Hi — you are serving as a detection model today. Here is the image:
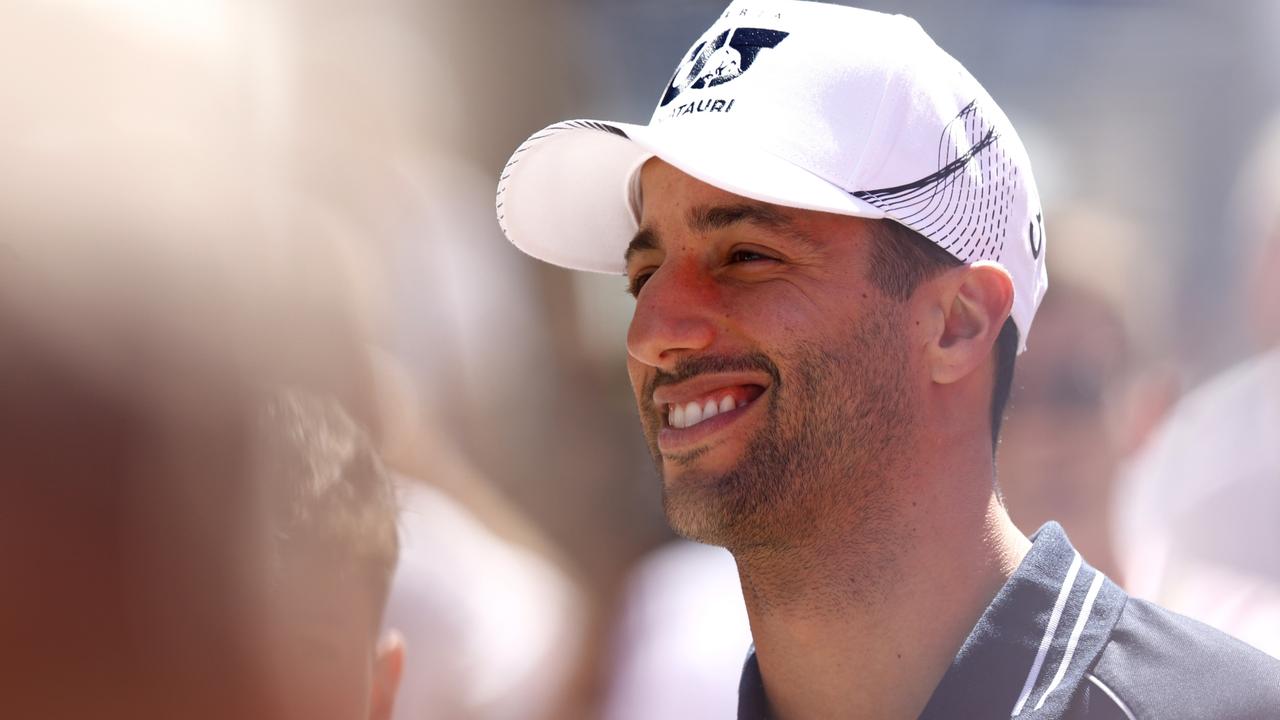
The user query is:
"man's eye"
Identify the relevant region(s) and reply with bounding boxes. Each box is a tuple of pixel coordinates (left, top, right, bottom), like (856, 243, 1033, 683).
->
(627, 271, 654, 297)
(729, 249, 774, 264)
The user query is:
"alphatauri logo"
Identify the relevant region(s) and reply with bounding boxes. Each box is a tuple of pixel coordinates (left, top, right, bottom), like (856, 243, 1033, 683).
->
(659, 27, 789, 107)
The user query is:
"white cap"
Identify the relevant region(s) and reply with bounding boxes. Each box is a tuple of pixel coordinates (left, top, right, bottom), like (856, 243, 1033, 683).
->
(496, 0, 1047, 351)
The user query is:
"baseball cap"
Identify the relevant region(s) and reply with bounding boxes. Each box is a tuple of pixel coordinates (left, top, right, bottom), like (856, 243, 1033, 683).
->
(496, 0, 1047, 351)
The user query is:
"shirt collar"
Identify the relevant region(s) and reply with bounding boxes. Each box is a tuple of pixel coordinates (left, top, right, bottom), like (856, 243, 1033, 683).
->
(738, 523, 1128, 719)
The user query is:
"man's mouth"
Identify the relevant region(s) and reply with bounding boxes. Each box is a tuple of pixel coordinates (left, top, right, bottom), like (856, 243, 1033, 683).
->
(663, 384, 766, 429)
(651, 375, 770, 454)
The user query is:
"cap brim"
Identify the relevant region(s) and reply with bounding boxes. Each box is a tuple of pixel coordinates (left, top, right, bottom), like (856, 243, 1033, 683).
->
(496, 119, 885, 275)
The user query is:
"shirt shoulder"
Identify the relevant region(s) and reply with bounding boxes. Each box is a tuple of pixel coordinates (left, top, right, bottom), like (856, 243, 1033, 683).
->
(1079, 597, 1280, 719)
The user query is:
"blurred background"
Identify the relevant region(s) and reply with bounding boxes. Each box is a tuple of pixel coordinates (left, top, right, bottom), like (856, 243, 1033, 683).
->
(1, 1, 1278, 718)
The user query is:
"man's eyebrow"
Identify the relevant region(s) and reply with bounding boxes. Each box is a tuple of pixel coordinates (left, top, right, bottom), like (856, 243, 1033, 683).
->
(625, 227, 660, 266)
(688, 203, 790, 234)
(693, 202, 821, 253)
(625, 202, 817, 266)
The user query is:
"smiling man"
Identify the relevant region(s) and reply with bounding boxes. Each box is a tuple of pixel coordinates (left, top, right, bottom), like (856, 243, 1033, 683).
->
(495, 1, 1280, 718)
(624, 173, 965, 569)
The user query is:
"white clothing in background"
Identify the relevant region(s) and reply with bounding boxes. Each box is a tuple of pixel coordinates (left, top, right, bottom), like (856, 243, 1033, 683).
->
(1114, 347, 1280, 658)
(383, 478, 581, 720)
(605, 541, 752, 720)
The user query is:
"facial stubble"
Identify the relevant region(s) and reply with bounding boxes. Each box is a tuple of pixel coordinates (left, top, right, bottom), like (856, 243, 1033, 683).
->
(637, 304, 916, 553)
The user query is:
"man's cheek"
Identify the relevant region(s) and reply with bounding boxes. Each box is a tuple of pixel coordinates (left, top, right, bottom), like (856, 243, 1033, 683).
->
(625, 358, 647, 396)
(637, 394, 663, 437)
(627, 362, 655, 408)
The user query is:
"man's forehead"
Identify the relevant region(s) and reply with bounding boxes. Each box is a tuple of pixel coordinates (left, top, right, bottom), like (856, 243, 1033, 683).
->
(637, 157, 751, 211)
(635, 158, 869, 229)
(636, 160, 792, 226)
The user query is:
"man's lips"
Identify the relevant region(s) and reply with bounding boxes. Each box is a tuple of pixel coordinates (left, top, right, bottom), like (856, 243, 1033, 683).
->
(651, 373, 769, 453)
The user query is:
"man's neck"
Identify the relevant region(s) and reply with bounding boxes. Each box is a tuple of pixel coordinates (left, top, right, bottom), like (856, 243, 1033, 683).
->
(734, 465, 1030, 720)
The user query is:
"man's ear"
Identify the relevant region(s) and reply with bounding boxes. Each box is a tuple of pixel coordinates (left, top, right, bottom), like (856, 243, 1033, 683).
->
(368, 630, 405, 720)
(927, 262, 1014, 386)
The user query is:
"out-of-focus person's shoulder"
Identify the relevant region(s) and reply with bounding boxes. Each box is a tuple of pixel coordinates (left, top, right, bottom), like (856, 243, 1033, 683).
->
(1137, 347, 1280, 469)
(1176, 347, 1280, 419)
(386, 476, 584, 720)
(605, 541, 751, 720)
(1116, 348, 1280, 541)
(1084, 597, 1280, 719)
(1113, 347, 1280, 657)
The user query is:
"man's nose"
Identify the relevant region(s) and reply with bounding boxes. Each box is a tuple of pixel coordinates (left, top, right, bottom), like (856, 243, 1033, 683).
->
(626, 261, 719, 369)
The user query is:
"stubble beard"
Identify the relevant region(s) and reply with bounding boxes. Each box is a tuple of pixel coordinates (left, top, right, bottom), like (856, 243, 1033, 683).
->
(639, 305, 916, 554)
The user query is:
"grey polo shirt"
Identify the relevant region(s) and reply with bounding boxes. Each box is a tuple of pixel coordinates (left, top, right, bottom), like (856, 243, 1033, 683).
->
(738, 523, 1280, 718)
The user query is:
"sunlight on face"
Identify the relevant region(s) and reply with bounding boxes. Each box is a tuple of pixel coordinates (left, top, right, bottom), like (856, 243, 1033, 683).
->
(624, 160, 919, 549)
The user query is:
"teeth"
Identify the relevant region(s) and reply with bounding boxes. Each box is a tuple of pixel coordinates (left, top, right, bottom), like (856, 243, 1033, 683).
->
(668, 395, 740, 429)
(685, 402, 703, 427)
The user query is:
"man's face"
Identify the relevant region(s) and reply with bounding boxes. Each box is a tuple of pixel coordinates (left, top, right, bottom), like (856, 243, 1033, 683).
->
(624, 160, 918, 549)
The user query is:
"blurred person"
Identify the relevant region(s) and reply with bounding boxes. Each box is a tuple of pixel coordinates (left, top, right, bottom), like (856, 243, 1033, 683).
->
(0, 5, 396, 716)
(381, 466, 584, 720)
(0, 162, 394, 720)
(0, 223, 397, 720)
(0, 267, 271, 720)
(604, 541, 749, 720)
(372, 359, 584, 720)
(368, 161, 589, 720)
(257, 390, 405, 720)
(998, 280, 1131, 582)
(268, 6, 594, 714)
(0, 225, 381, 720)
(495, 1, 1280, 718)
(1114, 114, 1280, 659)
(0, 296, 401, 720)
(2, 4, 590, 717)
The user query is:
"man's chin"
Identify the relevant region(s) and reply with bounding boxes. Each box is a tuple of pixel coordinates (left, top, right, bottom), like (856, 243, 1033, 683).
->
(658, 445, 711, 473)
(659, 466, 750, 545)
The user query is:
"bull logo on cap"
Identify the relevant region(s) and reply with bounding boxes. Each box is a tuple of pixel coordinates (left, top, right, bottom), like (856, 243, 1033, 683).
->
(660, 27, 789, 107)
(1029, 211, 1044, 259)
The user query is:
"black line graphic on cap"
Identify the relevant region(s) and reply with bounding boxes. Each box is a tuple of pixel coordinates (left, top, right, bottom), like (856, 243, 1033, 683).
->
(852, 100, 1021, 264)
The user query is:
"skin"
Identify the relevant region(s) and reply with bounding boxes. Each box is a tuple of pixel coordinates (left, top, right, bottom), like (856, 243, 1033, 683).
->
(624, 159, 1031, 719)
(268, 558, 404, 720)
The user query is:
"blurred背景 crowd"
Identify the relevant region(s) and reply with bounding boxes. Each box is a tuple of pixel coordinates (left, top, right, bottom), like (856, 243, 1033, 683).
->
(2, 2, 1278, 719)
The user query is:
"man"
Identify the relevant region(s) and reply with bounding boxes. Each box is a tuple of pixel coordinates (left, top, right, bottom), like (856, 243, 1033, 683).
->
(496, 1, 1280, 718)
(257, 390, 405, 720)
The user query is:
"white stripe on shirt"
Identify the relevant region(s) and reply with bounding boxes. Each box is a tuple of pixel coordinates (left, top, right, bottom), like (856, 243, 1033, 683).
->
(1034, 570, 1105, 710)
(1011, 551, 1082, 717)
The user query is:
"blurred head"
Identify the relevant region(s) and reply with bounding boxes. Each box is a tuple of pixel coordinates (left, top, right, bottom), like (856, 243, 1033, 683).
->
(0, 282, 269, 720)
(257, 391, 404, 720)
(0, 3, 403, 717)
(624, 160, 1017, 550)
(996, 281, 1129, 578)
